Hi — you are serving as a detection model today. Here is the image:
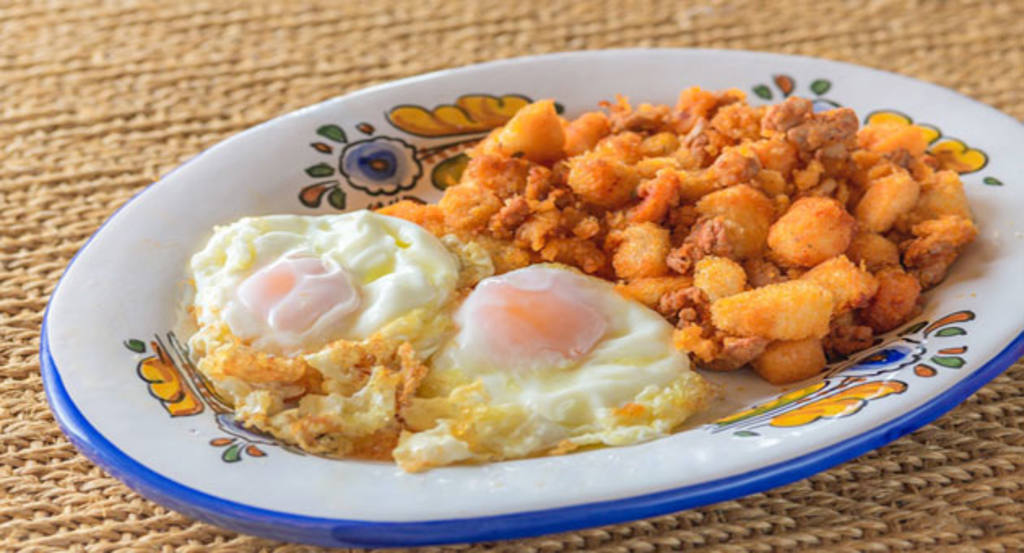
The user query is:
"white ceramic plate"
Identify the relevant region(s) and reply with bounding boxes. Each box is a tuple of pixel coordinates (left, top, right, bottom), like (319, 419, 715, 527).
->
(42, 49, 1024, 547)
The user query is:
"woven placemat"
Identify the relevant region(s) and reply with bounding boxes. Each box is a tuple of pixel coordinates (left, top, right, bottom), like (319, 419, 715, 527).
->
(2, 1, 1023, 551)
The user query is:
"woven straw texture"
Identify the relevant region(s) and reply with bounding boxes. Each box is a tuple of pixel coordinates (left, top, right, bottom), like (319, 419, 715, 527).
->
(3, 0, 1023, 551)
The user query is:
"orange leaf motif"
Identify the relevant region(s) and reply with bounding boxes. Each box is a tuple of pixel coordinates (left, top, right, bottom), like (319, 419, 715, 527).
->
(773, 74, 795, 97)
(245, 445, 267, 457)
(914, 364, 937, 377)
(387, 94, 531, 137)
(924, 310, 975, 336)
(769, 380, 906, 427)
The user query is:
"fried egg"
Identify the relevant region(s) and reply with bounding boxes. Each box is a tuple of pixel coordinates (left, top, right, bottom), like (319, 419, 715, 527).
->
(186, 210, 480, 459)
(190, 210, 459, 356)
(394, 264, 709, 471)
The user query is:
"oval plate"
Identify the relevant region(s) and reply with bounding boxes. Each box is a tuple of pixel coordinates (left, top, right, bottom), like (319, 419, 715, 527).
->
(42, 49, 1024, 547)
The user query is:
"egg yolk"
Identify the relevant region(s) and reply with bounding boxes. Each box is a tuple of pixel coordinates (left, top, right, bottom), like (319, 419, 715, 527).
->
(238, 255, 359, 334)
(458, 270, 607, 368)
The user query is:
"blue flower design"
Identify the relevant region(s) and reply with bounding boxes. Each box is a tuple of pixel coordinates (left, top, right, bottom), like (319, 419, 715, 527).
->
(339, 136, 422, 196)
(827, 343, 923, 379)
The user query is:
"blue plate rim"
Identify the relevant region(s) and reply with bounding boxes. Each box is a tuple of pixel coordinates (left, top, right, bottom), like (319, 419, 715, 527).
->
(39, 48, 1024, 548)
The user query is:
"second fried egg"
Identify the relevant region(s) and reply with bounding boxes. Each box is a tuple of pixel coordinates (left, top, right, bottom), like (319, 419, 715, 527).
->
(395, 264, 709, 471)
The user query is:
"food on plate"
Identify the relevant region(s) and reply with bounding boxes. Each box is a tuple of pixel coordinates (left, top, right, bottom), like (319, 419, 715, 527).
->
(185, 85, 977, 469)
(187, 211, 708, 469)
(382, 88, 977, 385)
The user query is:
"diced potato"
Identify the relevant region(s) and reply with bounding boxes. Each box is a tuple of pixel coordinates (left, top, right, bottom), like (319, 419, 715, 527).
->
(752, 338, 827, 385)
(675, 169, 719, 203)
(564, 111, 611, 157)
(845, 231, 900, 271)
(711, 280, 833, 340)
(492, 99, 566, 164)
(639, 132, 680, 158)
(899, 170, 972, 230)
(634, 157, 682, 179)
(800, 255, 879, 314)
(707, 146, 761, 187)
(609, 222, 671, 279)
(748, 136, 798, 176)
(615, 276, 693, 309)
(696, 184, 775, 259)
(438, 184, 501, 232)
(461, 153, 531, 197)
(567, 153, 640, 209)
(709, 103, 762, 143)
(855, 169, 921, 233)
(767, 197, 856, 267)
(592, 131, 644, 164)
(860, 268, 921, 332)
(694, 256, 747, 301)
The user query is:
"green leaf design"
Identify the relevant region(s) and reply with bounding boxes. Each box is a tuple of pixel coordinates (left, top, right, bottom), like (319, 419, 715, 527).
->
(124, 339, 146, 353)
(316, 124, 347, 143)
(733, 430, 760, 437)
(431, 153, 470, 191)
(305, 163, 335, 178)
(935, 327, 966, 337)
(222, 443, 243, 463)
(753, 84, 772, 100)
(983, 176, 1003, 186)
(901, 321, 928, 336)
(931, 355, 966, 368)
(327, 187, 347, 210)
(810, 79, 832, 95)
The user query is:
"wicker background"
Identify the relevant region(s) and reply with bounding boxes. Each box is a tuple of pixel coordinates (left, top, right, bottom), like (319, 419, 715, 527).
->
(2, 0, 1023, 551)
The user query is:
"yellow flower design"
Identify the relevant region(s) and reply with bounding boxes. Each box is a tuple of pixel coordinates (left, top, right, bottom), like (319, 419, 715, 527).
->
(769, 380, 906, 428)
(864, 111, 987, 173)
(930, 140, 988, 174)
(865, 111, 940, 144)
(388, 94, 531, 137)
(715, 381, 827, 425)
(137, 340, 204, 417)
